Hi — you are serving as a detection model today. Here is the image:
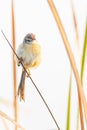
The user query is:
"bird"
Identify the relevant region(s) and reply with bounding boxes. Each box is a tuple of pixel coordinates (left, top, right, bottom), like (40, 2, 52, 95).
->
(16, 33, 41, 101)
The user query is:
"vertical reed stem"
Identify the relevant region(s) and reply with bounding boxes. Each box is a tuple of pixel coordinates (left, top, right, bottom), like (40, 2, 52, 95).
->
(12, 0, 18, 130)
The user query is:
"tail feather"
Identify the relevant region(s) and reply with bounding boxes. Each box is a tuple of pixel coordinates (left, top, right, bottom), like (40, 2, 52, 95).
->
(17, 69, 26, 101)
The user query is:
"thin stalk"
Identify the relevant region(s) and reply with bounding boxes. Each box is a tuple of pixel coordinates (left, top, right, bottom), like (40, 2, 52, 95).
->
(11, 0, 18, 130)
(47, 0, 87, 129)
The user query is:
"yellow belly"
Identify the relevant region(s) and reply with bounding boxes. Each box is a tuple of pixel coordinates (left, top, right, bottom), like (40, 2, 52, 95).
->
(22, 42, 41, 68)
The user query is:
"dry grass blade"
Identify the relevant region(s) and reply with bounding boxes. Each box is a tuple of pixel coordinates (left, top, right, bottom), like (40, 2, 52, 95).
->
(66, 71, 72, 130)
(70, 0, 79, 42)
(0, 110, 24, 130)
(70, 0, 80, 57)
(47, 0, 87, 129)
(11, 0, 18, 130)
(0, 116, 9, 130)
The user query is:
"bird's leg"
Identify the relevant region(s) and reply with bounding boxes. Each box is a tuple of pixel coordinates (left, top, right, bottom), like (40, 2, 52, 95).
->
(17, 57, 23, 66)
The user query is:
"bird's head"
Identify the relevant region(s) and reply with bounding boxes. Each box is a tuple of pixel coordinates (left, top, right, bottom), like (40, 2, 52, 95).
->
(23, 33, 36, 44)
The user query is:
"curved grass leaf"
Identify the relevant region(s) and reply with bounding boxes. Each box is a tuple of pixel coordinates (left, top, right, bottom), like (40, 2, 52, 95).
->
(81, 22, 87, 82)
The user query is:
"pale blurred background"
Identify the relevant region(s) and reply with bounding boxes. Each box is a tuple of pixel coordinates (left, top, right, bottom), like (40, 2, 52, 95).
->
(0, 0, 87, 130)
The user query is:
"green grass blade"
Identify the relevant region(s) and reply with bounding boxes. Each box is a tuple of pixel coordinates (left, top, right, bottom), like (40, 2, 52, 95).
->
(81, 22, 87, 81)
(66, 71, 72, 130)
(76, 22, 87, 130)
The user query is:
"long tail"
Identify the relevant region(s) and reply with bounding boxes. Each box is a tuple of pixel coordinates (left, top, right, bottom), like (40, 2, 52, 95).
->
(17, 69, 26, 101)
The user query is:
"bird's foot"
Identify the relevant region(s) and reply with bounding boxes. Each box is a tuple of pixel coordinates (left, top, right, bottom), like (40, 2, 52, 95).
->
(17, 57, 23, 66)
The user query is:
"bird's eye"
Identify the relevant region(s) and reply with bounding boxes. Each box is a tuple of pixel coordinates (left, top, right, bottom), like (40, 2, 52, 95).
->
(27, 39, 31, 42)
(25, 38, 32, 42)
